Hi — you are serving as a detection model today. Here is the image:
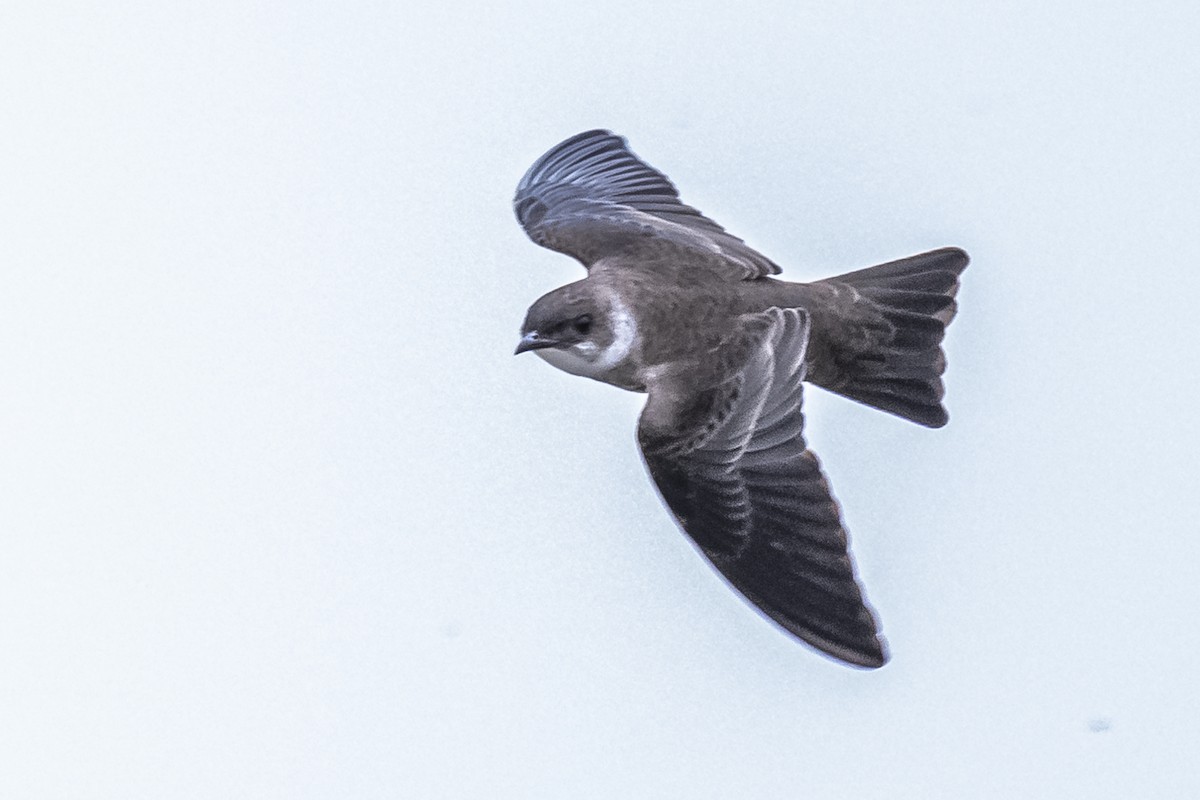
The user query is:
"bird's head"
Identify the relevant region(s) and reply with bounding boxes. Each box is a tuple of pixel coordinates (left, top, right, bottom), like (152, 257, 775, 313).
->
(515, 282, 635, 378)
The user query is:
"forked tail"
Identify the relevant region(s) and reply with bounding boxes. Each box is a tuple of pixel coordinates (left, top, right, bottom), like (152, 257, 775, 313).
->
(816, 247, 969, 428)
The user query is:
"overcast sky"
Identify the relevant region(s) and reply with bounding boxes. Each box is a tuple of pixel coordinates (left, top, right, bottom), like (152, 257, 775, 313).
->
(3, 2, 1199, 797)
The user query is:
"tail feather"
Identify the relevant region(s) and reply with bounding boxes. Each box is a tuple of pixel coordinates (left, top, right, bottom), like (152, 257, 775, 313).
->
(843, 269, 961, 295)
(861, 288, 956, 319)
(818, 247, 968, 428)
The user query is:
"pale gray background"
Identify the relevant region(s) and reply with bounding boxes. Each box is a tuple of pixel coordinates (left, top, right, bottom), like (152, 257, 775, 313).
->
(3, 2, 1198, 797)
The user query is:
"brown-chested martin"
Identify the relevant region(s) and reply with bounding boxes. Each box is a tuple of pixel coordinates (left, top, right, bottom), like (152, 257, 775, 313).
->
(514, 130, 968, 668)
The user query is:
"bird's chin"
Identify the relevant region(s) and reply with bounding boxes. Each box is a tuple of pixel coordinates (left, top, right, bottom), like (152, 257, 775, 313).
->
(535, 345, 605, 379)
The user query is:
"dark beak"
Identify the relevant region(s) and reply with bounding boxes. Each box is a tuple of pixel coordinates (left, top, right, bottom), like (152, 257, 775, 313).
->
(514, 331, 559, 355)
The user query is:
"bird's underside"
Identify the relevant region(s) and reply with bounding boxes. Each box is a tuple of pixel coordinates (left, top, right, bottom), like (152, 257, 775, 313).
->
(514, 129, 968, 668)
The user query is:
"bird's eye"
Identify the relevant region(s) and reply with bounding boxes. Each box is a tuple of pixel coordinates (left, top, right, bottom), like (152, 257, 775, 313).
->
(573, 314, 592, 335)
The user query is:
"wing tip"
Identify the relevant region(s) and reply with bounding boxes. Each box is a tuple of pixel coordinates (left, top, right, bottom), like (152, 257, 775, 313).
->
(791, 624, 890, 669)
(516, 129, 626, 192)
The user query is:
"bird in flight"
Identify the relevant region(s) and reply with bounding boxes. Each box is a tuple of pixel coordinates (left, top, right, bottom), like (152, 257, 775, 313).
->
(513, 130, 967, 668)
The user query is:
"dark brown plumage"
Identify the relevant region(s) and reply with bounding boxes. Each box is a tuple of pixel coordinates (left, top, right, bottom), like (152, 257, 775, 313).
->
(515, 130, 968, 668)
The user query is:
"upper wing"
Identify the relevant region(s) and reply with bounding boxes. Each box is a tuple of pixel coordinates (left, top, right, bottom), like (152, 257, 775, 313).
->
(513, 130, 781, 281)
(637, 307, 887, 668)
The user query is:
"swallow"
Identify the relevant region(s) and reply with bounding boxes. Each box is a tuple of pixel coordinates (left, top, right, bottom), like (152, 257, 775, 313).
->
(514, 130, 967, 668)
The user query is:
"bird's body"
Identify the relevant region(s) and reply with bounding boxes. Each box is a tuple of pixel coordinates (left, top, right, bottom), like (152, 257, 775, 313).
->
(514, 130, 968, 668)
(531, 263, 903, 391)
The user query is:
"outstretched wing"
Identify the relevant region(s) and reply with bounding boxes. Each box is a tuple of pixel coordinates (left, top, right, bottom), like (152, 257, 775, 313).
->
(637, 307, 886, 668)
(514, 130, 781, 281)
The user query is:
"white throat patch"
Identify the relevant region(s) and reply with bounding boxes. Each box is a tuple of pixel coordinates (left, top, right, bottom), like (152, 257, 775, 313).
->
(536, 294, 637, 380)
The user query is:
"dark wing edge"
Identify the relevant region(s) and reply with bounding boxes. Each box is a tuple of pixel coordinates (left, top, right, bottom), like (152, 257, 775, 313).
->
(513, 130, 781, 280)
(638, 307, 887, 668)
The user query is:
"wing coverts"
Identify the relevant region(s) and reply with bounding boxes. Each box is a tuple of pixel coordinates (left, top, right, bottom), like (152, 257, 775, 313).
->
(514, 130, 781, 280)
